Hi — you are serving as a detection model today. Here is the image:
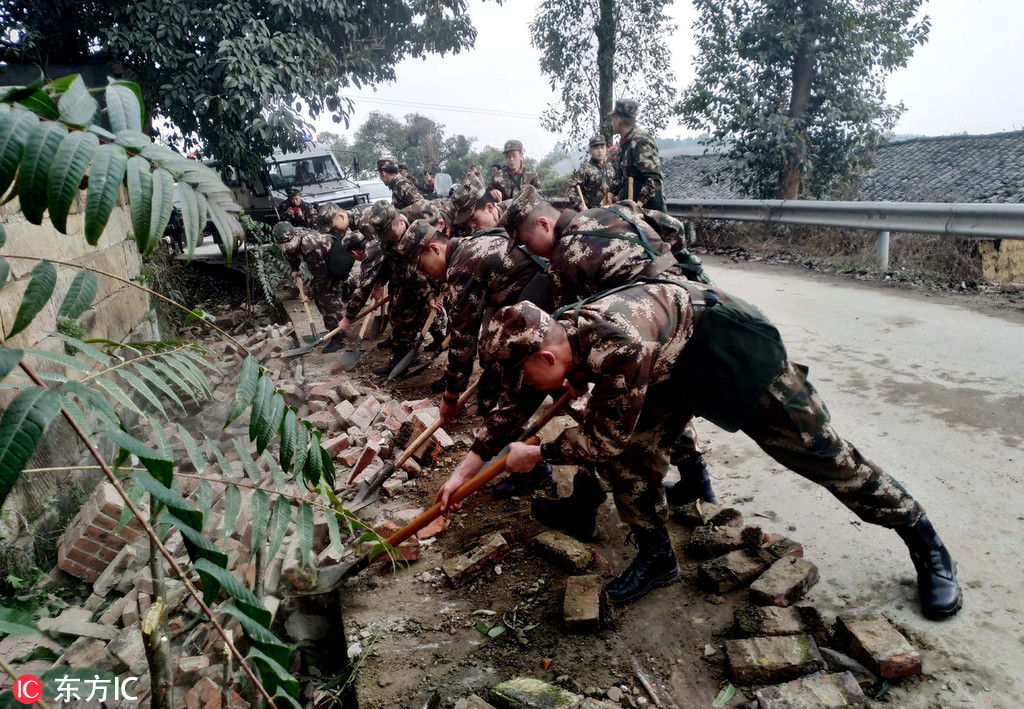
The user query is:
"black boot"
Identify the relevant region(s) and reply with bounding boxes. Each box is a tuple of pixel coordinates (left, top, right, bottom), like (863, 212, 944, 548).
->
(321, 334, 347, 354)
(531, 471, 607, 542)
(372, 353, 402, 377)
(605, 527, 680, 605)
(429, 375, 447, 393)
(896, 515, 963, 619)
(664, 458, 717, 506)
(492, 462, 554, 500)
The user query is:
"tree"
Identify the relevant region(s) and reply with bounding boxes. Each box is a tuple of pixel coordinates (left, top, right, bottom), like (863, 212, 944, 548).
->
(530, 0, 679, 146)
(0, 0, 485, 174)
(681, 0, 930, 199)
(348, 111, 479, 180)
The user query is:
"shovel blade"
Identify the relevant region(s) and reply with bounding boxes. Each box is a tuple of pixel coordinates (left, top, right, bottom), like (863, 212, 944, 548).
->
(366, 313, 385, 341)
(283, 339, 322, 358)
(334, 339, 363, 372)
(387, 338, 423, 381)
(349, 484, 381, 512)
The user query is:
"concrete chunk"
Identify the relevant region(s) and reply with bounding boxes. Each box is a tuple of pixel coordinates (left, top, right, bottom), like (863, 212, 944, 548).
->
(490, 677, 580, 709)
(563, 575, 602, 632)
(725, 635, 825, 685)
(755, 671, 868, 708)
(443, 533, 510, 586)
(836, 616, 922, 679)
(697, 548, 773, 593)
(750, 556, 820, 607)
(532, 531, 593, 573)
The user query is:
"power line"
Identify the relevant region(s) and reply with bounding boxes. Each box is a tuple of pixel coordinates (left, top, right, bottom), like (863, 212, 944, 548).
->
(339, 95, 542, 121)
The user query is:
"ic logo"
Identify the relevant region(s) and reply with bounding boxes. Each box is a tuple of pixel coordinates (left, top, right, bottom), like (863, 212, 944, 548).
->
(13, 674, 42, 704)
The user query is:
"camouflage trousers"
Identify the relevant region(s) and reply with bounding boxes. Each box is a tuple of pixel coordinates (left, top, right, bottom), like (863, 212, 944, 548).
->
(592, 360, 924, 532)
(390, 271, 446, 353)
(311, 279, 348, 332)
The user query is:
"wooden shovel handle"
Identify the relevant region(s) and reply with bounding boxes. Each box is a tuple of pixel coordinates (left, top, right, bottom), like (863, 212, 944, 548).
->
(419, 308, 438, 339)
(394, 382, 478, 470)
(319, 293, 393, 344)
(296, 278, 316, 325)
(356, 309, 372, 339)
(381, 389, 572, 550)
(627, 176, 634, 202)
(576, 185, 588, 210)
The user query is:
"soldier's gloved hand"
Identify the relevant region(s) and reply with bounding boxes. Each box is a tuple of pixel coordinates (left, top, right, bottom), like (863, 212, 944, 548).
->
(506, 442, 543, 474)
(436, 452, 484, 511)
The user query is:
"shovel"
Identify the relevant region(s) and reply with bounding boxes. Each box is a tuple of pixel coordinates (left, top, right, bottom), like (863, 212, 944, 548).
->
(334, 309, 372, 372)
(290, 390, 572, 593)
(387, 309, 437, 381)
(576, 184, 588, 210)
(282, 293, 392, 358)
(365, 285, 388, 341)
(349, 382, 479, 511)
(295, 277, 320, 343)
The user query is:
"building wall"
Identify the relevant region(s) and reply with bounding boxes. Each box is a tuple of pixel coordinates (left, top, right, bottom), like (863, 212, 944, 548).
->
(0, 188, 160, 574)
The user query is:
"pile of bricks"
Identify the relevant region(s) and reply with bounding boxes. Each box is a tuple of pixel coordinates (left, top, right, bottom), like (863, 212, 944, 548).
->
(56, 482, 145, 583)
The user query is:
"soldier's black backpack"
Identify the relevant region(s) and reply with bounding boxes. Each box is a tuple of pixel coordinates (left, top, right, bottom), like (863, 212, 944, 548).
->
(327, 234, 355, 280)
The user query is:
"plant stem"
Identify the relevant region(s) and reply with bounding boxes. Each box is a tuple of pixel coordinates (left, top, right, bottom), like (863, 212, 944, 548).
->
(14, 358, 279, 709)
(145, 498, 174, 709)
(0, 654, 53, 709)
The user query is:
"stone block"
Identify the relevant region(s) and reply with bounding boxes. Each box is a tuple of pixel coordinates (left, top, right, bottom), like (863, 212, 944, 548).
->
(764, 534, 804, 560)
(835, 616, 922, 679)
(490, 677, 580, 709)
(755, 671, 867, 708)
(750, 557, 820, 607)
(697, 549, 773, 593)
(532, 531, 593, 573)
(443, 533, 510, 586)
(724, 635, 825, 685)
(672, 500, 743, 528)
(563, 575, 602, 633)
(734, 605, 827, 644)
(686, 524, 762, 559)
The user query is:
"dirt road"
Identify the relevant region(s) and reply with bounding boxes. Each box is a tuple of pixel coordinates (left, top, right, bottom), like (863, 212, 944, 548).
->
(704, 256, 1024, 707)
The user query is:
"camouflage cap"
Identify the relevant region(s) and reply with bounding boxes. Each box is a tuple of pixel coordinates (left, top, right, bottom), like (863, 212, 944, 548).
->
(318, 202, 342, 222)
(286, 187, 302, 197)
(589, 134, 607, 148)
(376, 157, 398, 172)
(395, 219, 438, 261)
(367, 200, 399, 237)
(498, 184, 542, 242)
(401, 199, 442, 226)
(451, 176, 486, 224)
(480, 301, 554, 393)
(272, 221, 295, 243)
(609, 99, 639, 120)
(503, 139, 524, 154)
(341, 231, 369, 252)
(433, 197, 455, 226)
(397, 162, 408, 171)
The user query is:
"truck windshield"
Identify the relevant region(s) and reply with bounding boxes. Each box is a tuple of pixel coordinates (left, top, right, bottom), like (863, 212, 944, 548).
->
(267, 155, 344, 189)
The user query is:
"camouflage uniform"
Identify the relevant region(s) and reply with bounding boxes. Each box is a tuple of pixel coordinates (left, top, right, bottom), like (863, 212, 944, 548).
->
(490, 167, 540, 201)
(609, 100, 665, 211)
(279, 198, 316, 228)
(280, 229, 347, 329)
(343, 237, 391, 322)
(388, 174, 424, 210)
(475, 286, 927, 534)
(569, 158, 614, 210)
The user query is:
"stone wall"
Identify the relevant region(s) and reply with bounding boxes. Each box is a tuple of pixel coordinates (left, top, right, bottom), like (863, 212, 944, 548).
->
(0, 188, 160, 574)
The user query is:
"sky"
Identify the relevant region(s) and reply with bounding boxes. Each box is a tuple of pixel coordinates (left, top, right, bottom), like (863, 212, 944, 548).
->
(311, 0, 1024, 157)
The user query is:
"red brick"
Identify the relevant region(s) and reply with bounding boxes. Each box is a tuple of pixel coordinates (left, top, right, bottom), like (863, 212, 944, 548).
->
(563, 575, 602, 632)
(89, 511, 120, 532)
(338, 448, 362, 467)
(686, 525, 762, 559)
(764, 534, 804, 560)
(417, 516, 446, 540)
(442, 533, 509, 586)
(121, 589, 140, 626)
(749, 557, 819, 607)
(697, 549, 773, 593)
(725, 635, 825, 685)
(836, 616, 922, 679)
(755, 672, 865, 708)
(76, 537, 102, 555)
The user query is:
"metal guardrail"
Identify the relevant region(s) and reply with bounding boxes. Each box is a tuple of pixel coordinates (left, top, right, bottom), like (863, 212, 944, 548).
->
(662, 199, 1024, 270)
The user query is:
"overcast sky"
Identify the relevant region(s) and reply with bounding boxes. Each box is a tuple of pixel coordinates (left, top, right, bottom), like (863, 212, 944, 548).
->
(311, 0, 1024, 157)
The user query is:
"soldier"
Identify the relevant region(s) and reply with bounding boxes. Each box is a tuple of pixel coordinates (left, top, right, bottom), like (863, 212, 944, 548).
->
(398, 163, 409, 178)
(278, 187, 315, 227)
(569, 134, 615, 210)
(489, 140, 540, 201)
(436, 290, 963, 619)
(423, 171, 439, 200)
(378, 158, 423, 210)
(500, 186, 714, 536)
(273, 221, 349, 354)
(609, 99, 665, 211)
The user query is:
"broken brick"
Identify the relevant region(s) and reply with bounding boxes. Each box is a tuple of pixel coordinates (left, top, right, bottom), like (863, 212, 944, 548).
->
(349, 395, 382, 430)
(686, 524, 762, 559)
(755, 671, 867, 708)
(764, 534, 804, 560)
(672, 500, 743, 528)
(835, 616, 922, 679)
(532, 531, 593, 573)
(563, 575, 602, 633)
(697, 548, 773, 593)
(442, 533, 510, 586)
(734, 604, 827, 644)
(725, 635, 825, 685)
(417, 515, 446, 540)
(322, 434, 352, 458)
(749, 556, 820, 607)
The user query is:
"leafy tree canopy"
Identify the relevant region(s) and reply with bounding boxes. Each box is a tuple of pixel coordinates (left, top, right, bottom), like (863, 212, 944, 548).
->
(1, 0, 485, 175)
(680, 0, 930, 199)
(531, 0, 678, 146)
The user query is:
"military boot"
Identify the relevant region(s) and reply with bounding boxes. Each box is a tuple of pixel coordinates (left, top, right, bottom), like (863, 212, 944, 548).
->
(896, 514, 963, 619)
(371, 352, 420, 377)
(664, 458, 717, 506)
(605, 527, 680, 605)
(492, 462, 554, 500)
(321, 334, 347, 354)
(531, 471, 607, 542)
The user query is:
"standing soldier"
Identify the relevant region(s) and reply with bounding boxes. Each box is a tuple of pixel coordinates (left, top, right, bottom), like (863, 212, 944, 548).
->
(569, 134, 614, 210)
(610, 99, 665, 211)
(436, 291, 963, 619)
(500, 186, 714, 537)
(273, 221, 348, 354)
(398, 163, 410, 178)
(379, 158, 423, 210)
(489, 140, 540, 201)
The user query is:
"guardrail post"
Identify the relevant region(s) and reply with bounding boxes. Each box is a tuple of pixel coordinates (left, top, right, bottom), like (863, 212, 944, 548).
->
(876, 230, 890, 271)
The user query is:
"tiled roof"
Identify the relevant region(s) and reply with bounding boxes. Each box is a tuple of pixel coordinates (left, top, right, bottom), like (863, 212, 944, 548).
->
(662, 131, 1024, 204)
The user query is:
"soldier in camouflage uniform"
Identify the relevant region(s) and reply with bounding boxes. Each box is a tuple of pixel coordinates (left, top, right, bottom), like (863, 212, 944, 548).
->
(273, 221, 349, 353)
(435, 288, 963, 618)
(378, 158, 423, 210)
(422, 171, 439, 200)
(569, 134, 615, 210)
(489, 140, 540, 201)
(609, 99, 665, 211)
